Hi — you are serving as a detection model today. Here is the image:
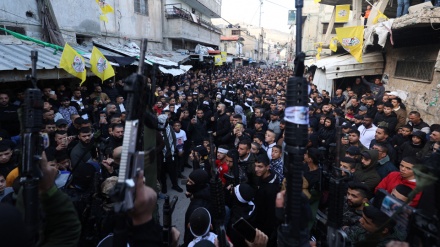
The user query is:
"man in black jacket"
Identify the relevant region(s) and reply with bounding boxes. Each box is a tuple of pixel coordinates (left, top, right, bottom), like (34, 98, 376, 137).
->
(254, 154, 280, 247)
(211, 103, 231, 146)
(0, 92, 20, 138)
(187, 109, 208, 146)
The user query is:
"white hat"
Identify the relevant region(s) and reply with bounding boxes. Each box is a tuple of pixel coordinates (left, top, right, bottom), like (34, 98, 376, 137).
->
(387, 91, 399, 96)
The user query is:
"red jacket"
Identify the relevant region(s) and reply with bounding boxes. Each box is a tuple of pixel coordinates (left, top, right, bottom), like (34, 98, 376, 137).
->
(216, 160, 229, 185)
(375, 171, 421, 208)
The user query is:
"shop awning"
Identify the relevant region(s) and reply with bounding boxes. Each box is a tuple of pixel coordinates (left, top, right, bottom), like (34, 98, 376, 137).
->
(305, 52, 384, 79)
(0, 40, 97, 82)
(93, 41, 190, 66)
(72, 43, 133, 67)
(0, 41, 65, 71)
(93, 41, 192, 76)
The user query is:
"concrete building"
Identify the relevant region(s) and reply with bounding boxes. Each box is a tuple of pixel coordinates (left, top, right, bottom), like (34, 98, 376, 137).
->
(382, 8, 440, 125)
(0, 0, 163, 49)
(220, 26, 258, 60)
(163, 0, 222, 51)
(302, 0, 440, 124)
(0, 0, 222, 84)
(215, 21, 291, 64)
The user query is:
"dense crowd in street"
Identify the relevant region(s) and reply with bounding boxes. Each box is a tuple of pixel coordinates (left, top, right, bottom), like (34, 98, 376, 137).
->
(0, 65, 438, 247)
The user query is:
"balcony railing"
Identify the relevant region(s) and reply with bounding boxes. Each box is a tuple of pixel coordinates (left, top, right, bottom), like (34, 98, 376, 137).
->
(165, 5, 222, 34)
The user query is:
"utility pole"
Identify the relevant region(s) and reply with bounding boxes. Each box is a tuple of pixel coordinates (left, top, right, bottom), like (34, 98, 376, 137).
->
(259, 0, 263, 28)
(257, 0, 263, 62)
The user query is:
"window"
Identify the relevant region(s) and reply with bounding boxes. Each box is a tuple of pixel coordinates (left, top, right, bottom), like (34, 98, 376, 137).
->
(134, 0, 149, 16)
(394, 60, 435, 82)
(0, 26, 25, 35)
(231, 30, 241, 36)
(322, 23, 344, 34)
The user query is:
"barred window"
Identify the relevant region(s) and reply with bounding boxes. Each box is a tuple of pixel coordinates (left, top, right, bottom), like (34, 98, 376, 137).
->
(232, 30, 241, 36)
(394, 60, 435, 82)
(134, 0, 149, 16)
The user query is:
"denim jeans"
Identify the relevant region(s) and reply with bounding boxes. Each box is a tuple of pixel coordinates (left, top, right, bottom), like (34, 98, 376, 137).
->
(397, 0, 410, 17)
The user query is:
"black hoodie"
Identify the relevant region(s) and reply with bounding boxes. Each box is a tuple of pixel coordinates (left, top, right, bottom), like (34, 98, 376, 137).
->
(354, 149, 381, 191)
(397, 130, 426, 163)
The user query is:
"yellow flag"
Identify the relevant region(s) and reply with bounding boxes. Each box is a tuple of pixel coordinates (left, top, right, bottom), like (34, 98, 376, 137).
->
(336, 25, 364, 62)
(214, 55, 223, 66)
(335, 5, 350, 23)
(373, 10, 388, 24)
(314, 0, 321, 4)
(96, 0, 114, 14)
(221, 51, 227, 62)
(316, 43, 323, 60)
(90, 46, 115, 82)
(59, 43, 86, 84)
(330, 37, 338, 52)
(99, 14, 109, 23)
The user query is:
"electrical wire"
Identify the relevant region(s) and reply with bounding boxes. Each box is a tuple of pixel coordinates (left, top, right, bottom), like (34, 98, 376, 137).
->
(264, 0, 291, 9)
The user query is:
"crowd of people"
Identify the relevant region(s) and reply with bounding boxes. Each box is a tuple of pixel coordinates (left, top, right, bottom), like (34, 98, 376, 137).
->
(0, 65, 438, 247)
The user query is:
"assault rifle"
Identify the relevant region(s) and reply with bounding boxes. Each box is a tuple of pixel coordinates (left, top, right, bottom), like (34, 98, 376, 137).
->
(163, 195, 178, 247)
(208, 131, 229, 247)
(277, 51, 310, 247)
(20, 50, 44, 243)
(111, 39, 150, 247)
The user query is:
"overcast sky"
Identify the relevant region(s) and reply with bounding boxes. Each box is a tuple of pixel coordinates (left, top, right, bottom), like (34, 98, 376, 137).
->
(217, 0, 294, 33)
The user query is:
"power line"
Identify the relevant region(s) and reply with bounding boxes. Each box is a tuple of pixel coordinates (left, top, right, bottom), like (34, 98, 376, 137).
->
(264, 0, 291, 9)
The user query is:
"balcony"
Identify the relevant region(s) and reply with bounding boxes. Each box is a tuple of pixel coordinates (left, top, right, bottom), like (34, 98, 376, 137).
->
(165, 6, 222, 45)
(183, 0, 221, 18)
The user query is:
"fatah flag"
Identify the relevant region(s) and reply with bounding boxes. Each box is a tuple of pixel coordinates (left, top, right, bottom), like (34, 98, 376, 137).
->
(214, 55, 223, 66)
(316, 43, 323, 60)
(336, 25, 364, 62)
(59, 43, 86, 84)
(329, 37, 338, 52)
(90, 46, 115, 82)
(373, 10, 388, 24)
(96, 0, 114, 14)
(335, 5, 350, 23)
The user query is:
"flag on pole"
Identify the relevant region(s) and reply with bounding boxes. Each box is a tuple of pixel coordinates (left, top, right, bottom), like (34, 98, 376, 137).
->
(99, 14, 109, 23)
(316, 43, 323, 60)
(96, 0, 114, 14)
(373, 10, 388, 24)
(336, 25, 364, 62)
(214, 55, 223, 66)
(221, 51, 227, 62)
(59, 43, 87, 84)
(335, 5, 350, 23)
(90, 46, 115, 82)
(329, 37, 338, 52)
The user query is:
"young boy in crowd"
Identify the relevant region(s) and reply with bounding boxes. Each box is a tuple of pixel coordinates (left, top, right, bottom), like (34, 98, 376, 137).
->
(391, 125, 413, 149)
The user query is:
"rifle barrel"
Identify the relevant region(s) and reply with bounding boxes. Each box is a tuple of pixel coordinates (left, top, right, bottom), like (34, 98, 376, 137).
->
(137, 39, 147, 75)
